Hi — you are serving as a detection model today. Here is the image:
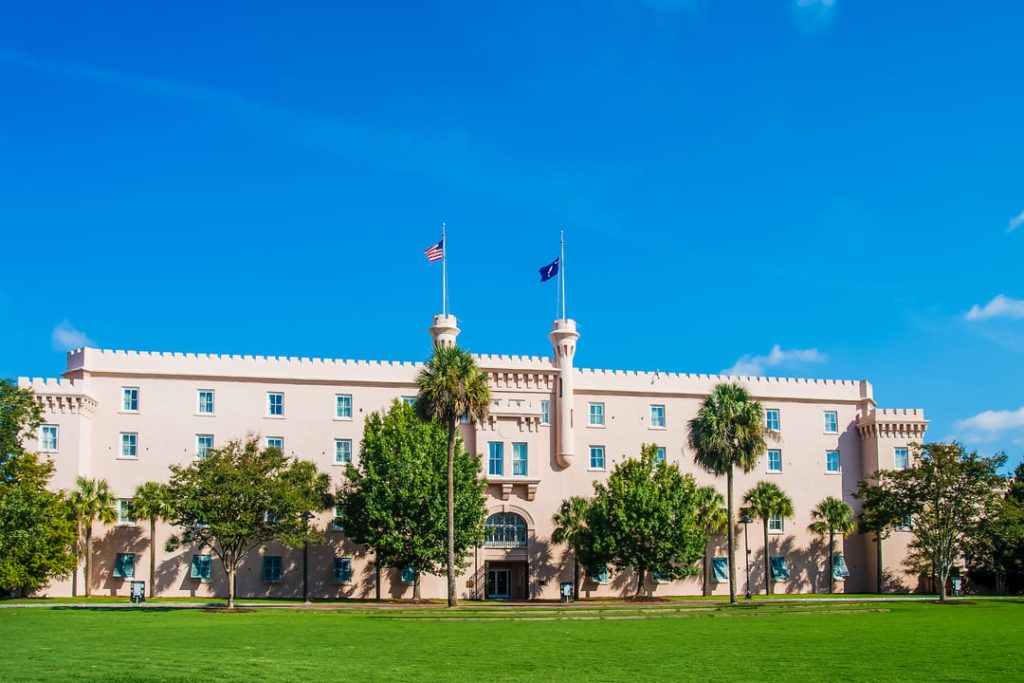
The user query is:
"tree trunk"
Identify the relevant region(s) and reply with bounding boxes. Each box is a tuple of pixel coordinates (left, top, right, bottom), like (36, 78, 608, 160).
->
(446, 421, 457, 608)
(84, 525, 92, 598)
(375, 562, 381, 601)
(227, 567, 236, 609)
(572, 553, 580, 599)
(726, 465, 736, 604)
(827, 530, 834, 595)
(702, 539, 711, 597)
(635, 567, 646, 597)
(876, 533, 884, 594)
(149, 517, 157, 598)
(763, 520, 771, 596)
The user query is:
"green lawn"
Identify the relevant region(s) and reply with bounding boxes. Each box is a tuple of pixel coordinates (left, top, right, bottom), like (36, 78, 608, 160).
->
(1, 599, 1021, 681)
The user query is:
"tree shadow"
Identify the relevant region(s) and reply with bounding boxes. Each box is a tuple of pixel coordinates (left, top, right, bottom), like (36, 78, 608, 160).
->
(881, 568, 911, 594)
(93, 526, 146, 596)
(528, 538, 554, 599)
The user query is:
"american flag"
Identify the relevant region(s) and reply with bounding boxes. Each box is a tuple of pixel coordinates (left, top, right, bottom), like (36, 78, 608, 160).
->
(424, 238, 444, 263)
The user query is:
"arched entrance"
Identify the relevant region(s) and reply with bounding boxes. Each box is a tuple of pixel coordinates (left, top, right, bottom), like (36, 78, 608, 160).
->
(484, 512, 529, 600)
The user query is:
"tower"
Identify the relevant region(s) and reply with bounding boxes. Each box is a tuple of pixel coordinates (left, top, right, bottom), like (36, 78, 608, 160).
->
(549, 318, 579, 468)
(429, 313, 460, 349)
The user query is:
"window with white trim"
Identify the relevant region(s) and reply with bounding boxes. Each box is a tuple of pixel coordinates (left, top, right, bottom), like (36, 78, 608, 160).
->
(267, 392, 284, 417)
(767, 449, 782, 473)
(588, 402, 605, 426)
(589, 446, 606, 470)
(512, 443, 528, 477)
(196, 434, 213, 459)
(485, 512, 528, 548)
(894, 447, 909, 470)
(768, 514, 784, 533)
(191, 554, 212, 580)
(656, 447, 666, 464)
(401, 396, 416, 408)
(824, 411, 839, 434)
(331, 507, 344, 531)
(826, 449, 840, 474)
(40, 425, 58, 452)
(117, 499, 134, 525)
(765, 409, 780, 432)
(335, 394, 352, 419)
(197, 390, 215, 415)
(650, 404, 666, 429)
(540, 400, 550, 425)
(488, 442, 504, 476)
(122, 387, 139, 412)
(266, 437, 284, 451)
(334, 439, 352, 465)
(120, 432, 138, 458)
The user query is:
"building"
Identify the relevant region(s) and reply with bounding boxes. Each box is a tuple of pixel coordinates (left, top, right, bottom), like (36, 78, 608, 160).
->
(19, 312, 928, 600)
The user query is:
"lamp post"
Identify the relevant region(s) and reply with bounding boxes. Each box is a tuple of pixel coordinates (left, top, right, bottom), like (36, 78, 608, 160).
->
(300, 511, 315, 604)
(740, 515, 753, 600)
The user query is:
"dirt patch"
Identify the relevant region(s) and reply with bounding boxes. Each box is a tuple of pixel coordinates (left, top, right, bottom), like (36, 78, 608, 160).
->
(202, 607, 256, 613)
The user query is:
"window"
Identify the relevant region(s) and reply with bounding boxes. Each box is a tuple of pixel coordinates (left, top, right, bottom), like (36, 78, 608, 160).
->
(832, 555, 850, 579)
(589, 566, 610, 584)
(262, 556, 283, 583)
(333, 557, 353, 584)
(485, 512, 528, 548)
(588, 402, 605, 426)
(120, 432, 138, 458)
(826, 449, 840, 474)
(196, 434, 213, 459)
(512, 443, 528, 477)
(40, 425, 58, 452)
(401, 396, 416, 408)
(488, 442, 504, 477)
(267, 392, 284, 417)
(266, 437, 284, 451)
(191, 554, 212, 580)
(459, 413, 470, 424)
(589, 446, 606, 470)
(331, 507, 344, 531)
(650, 405, 666, 429)
(401, 565, 416, 585)
(769, 556, 790, 580)
(898, 515, 913, 531)
(768, 514, 784, 533)
(197, 390, 215, 415)
(334, 439, 352, 465)
(540, 400, 550, 425)
(113, 553, 135, 579)
(122, 387, 139, 412)
(711, 557, 729, 582)
(824, 411, 839, 434)
(335, 394, 352, 419)
(656, 447, 666, 464)
(767, 449, 782, 473)
(117, 499, 134, 525)
(894, 447, 909, 470)
(765, 409, 780, 432)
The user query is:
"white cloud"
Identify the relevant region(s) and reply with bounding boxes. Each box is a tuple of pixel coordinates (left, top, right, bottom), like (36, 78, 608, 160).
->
(51, 321, 95, 352)
(1009, 210, 1024, 233)
(954, 407, 1024, 443)
(965, 294, 1024, 321)
(722, 344, 827, 376)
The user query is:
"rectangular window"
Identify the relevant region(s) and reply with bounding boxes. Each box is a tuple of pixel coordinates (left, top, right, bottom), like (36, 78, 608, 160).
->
(40, 425, 59, 452)
(262, 556, 283, 582)
(113, 553, 135, 579)
(402, 396, 416, 408)
(650, 405, 666, 429)
(191, 554, 212, 580)
(335, 394, 352, 419)
(401, 565, 416, 585)
(767, 449, 782, 473)
(656, 447, 666, 464)
(894, 447, 909, 470)
(832, 555, 850, 579)
(267, 392, 284, 417)
(769, 556, 790, 580)
(512, 443, 528, 477)
(331, 507, 344, 531)
(589, 446, 606, 470)
(196, 434, 213, 459)
(588, 402, 605, 426)
(459, 413, 470, 424)
(826, 449, 840, 474)
(898, 515, 912, 531)
(120, 432, 138, 458)
(333, 557, 353, 584)
(117, 499, 134, 525)
(589, 566, 610, 584)
(765, 409, 780, 432)
(197, 389, 215, 415)
(266, 437, 284, 451)
(768, 514, 784, 533)
(488, 442, 504, 476)
(122, 387, 139, 412)
(334, 439, 352, 465)
(824, 411, 839, 434)
(711, 557, 729, 582)
(540, 400, 550, 425)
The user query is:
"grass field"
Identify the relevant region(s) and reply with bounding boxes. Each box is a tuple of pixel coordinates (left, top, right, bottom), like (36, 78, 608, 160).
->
(1, 599, 1021, 681)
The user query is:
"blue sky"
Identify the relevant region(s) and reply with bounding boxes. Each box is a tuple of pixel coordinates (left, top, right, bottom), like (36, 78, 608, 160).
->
(1, 1, 1021, 467)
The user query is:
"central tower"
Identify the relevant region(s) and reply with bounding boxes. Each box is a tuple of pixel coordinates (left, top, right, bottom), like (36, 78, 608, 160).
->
(549, 318, 579, 468)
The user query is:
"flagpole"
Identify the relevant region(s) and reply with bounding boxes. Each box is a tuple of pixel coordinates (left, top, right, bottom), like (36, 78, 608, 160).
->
(560, 230, 566, 321)
(442, 222, 447, 316)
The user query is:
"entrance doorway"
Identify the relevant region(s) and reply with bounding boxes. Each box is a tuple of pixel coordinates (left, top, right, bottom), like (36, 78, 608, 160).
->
(487, 568, 510, 599)
(484, 561, 527, 600)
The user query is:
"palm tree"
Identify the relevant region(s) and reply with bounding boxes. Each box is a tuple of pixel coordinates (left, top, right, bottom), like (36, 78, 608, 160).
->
(67, 477, 117, 597)
(688, 383, 768, 604)
(130, 482, 172, 599)
(552, 496, 592, 599)
(415, 345, 491, 607)
(740, 481, 795, 596)
(809, 496, 855, 594)
(693, 485, 728, 597)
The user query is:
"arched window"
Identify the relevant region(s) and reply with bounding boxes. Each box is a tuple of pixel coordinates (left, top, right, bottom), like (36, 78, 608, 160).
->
(485, 512, 528, 548)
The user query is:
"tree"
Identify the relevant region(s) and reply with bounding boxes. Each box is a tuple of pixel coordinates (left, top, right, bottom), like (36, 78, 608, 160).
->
(337, 400, 487, 601)
(692, 485, 727, 597)
(740, 481, 794, 596)
(853, 476, 907, 594)
(587, 444, 706, 597)
(968, 496, 1024, 594)
(129, 482, 172, 599)
(552, 496, 594, 599)
(164, 437, 332, 609)
(67, 477, 117, 597)
(808, 496, 855, 594)
(687, 382, 769, 604)
(415, 345, 491, 608)
(884, 443, 1005, 601)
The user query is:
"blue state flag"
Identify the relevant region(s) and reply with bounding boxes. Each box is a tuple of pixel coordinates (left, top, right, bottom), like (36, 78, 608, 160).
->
(539, 257, 559, 282)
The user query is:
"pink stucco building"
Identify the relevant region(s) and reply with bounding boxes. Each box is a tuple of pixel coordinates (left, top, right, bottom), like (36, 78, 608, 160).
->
(19, 312, 928, 600)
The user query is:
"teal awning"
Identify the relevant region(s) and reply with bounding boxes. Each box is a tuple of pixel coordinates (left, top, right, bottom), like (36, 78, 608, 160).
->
(712, 557, 729, 583)
(832, 554, 850, 578)
(770, 556, 790, 581)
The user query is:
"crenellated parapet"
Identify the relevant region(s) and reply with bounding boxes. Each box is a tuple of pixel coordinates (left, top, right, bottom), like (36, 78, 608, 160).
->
(857, 408, 929, 439)
(17, 376, 98, 416)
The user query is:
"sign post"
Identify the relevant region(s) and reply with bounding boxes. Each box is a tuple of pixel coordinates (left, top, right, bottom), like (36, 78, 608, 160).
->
(559, 581, 574, 604)
(130, 581, 146, 605)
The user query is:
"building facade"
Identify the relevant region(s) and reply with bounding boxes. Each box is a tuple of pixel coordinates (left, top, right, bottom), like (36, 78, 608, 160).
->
(19, 313, 928, 600)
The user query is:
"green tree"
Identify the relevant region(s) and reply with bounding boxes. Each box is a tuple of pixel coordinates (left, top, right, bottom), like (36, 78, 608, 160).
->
(415, 345, 491, 608)
(164, 437, 331, 609)
(587, 444, 706, 597)
(687, 383, 769, 603)
(337, 400, 486, 601)
(551, 495, 594, 599)
(853, 476, 907, 594)
(740, 481, 794, 596)
(969, 496, 1024, 594)
(692, 485, 727, 597)
(129, 482, 172, 599)
(808, 496, 855, 594)
(67, 477, 117, 597)
(0, 379, 42, 458)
